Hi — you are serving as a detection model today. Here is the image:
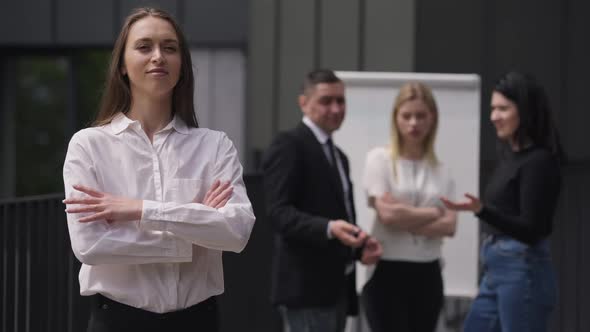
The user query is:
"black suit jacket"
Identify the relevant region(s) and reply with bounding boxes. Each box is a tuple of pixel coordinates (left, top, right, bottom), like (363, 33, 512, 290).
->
(261, 122, 358, 313)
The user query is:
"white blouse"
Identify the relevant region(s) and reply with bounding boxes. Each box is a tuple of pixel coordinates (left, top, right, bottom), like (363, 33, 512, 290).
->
(363, 146, 455, 262)
(63, 113, 255, 313)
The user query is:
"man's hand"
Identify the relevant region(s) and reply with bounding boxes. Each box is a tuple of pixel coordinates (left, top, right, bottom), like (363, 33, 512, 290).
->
(329, 220, 368, 248)
(63, 185, 142, 223)
(360, 237, 382, 265)
(200, 179, 233, 209)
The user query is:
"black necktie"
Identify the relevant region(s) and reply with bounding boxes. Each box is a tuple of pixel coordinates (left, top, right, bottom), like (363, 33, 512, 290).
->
(326, 138, 345, 194)
(327, 139, 354, 239)
(326, 138, 338, 169)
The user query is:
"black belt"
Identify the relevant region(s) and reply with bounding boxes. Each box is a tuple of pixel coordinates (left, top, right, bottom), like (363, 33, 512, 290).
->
(91, 293, 217, 320)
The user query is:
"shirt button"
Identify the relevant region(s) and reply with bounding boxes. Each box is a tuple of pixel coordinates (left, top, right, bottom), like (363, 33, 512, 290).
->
(101, 304, 109, 310)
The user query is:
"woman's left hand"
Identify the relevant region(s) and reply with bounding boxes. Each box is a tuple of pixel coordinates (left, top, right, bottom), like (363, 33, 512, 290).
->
(440, 193, 482, 213)
(200, 179, 233, 209)
(63, 185, 142, 223)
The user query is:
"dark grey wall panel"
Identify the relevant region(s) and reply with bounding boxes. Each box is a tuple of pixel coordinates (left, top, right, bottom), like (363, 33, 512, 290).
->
(118, 0, 178, 27)
(363, 0, 414, 71)
(578, 168, 590, 332)
(0, 60, 16, 198)
(414, 0, 483, 74)
(552, 174, 579, 332)
(246, 0, 277, 161)
(415, 0, 564, 163)
(0, 0, 52, 44)
(414, 0, 487, 159)
(550, 168, 590, 332)
(563, 0, 590, 160)
(488, 0, 561, 80)
(487, 0, 562, 112)
(0, 0, 248, 47)
(319, 0, 360, 70)
(56, 0, 115, 45)
(183, 0, 248, 45)
(276, 0, 316, 131)
(483, 0, 562, 161)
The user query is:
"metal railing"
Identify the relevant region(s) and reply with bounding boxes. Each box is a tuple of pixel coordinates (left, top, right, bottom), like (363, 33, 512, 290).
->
(0, 176, 280, 332)
(0, 193, 90, 332)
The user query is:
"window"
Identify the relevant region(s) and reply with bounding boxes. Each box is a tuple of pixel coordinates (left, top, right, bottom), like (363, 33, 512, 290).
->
(2, 50, 110, 197)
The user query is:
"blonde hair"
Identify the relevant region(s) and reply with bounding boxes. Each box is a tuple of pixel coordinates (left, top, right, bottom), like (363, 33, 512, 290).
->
(390, 82, 439, 174)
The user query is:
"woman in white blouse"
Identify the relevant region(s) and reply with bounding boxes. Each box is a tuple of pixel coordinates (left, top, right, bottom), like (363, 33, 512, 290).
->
(361, 82, 457, 332)
(61, 7, 255, 332)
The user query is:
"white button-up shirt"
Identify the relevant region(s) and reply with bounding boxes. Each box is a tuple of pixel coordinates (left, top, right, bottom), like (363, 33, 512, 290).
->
(63, 113, 255, 313)
(363, 146, 455, 262)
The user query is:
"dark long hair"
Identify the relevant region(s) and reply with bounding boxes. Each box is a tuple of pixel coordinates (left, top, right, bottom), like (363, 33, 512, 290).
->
(493, 71, 563, 161)
(93, 7, 198, 128)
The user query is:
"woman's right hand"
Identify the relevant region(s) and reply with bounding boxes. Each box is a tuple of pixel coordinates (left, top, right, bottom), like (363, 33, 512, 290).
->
(197, 179, 233, 209)
(63, 185, 143, 223)
(374, 192, 398, 225)
(440, 193, 482, 213)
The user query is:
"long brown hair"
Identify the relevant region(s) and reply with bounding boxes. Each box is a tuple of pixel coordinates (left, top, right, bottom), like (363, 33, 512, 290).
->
(93, 7, 198, 128)
(390, 82, 439, 170)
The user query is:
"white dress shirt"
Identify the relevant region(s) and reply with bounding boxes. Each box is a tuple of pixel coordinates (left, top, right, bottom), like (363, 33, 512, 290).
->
(363, 146, 455, 262)
(63, 113, 255, 313)
(302, 116, 353, 222)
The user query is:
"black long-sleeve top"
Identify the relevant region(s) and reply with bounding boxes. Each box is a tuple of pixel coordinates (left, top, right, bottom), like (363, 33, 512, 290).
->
(477, 146, 561, 245)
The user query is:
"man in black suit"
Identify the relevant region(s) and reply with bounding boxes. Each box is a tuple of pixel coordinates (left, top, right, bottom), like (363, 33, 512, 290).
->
(261, 69, 382, 332)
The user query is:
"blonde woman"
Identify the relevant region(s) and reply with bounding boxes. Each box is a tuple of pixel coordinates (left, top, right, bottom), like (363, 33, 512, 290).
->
(361, 82, 457, 332)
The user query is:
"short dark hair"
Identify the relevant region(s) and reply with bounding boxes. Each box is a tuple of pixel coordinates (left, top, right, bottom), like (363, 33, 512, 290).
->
(302, 69, 342, 95)
(494, 71, 563, 160)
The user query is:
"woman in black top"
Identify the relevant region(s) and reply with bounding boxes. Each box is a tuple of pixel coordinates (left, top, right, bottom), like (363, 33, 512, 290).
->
(441, 72, 562, 332)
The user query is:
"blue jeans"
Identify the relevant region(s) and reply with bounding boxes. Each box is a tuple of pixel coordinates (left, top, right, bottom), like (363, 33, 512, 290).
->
(464, 235, 557, 332)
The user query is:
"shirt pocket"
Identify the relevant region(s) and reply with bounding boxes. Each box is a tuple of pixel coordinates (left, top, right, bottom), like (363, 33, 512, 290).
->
(168, 178, 206, 203)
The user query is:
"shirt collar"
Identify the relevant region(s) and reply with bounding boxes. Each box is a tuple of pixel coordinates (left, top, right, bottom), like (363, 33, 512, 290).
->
(302, 116, 330, 144)
(167, 115, 190, 135)
(110, 112, 190, 135)
(110, 113, 136, 134)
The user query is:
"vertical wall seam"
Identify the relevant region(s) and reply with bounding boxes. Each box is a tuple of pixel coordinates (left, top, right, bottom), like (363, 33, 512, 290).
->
(271, 0, 282, 136)
(413, 0, 419, 71)
(177, 0, 185, 27)
(314, 0, 321, 69)
(113, 0, 121, 40)
(357, 0, 365, 70)
(51, 0, 57, 43)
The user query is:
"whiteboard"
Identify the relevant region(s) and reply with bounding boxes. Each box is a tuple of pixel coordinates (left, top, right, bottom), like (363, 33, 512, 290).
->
(334, 71, 480, 298)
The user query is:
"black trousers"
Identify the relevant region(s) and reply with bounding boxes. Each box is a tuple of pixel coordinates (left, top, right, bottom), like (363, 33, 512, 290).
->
(87, 294, 219, 332)
(361, 260, 443, 332)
